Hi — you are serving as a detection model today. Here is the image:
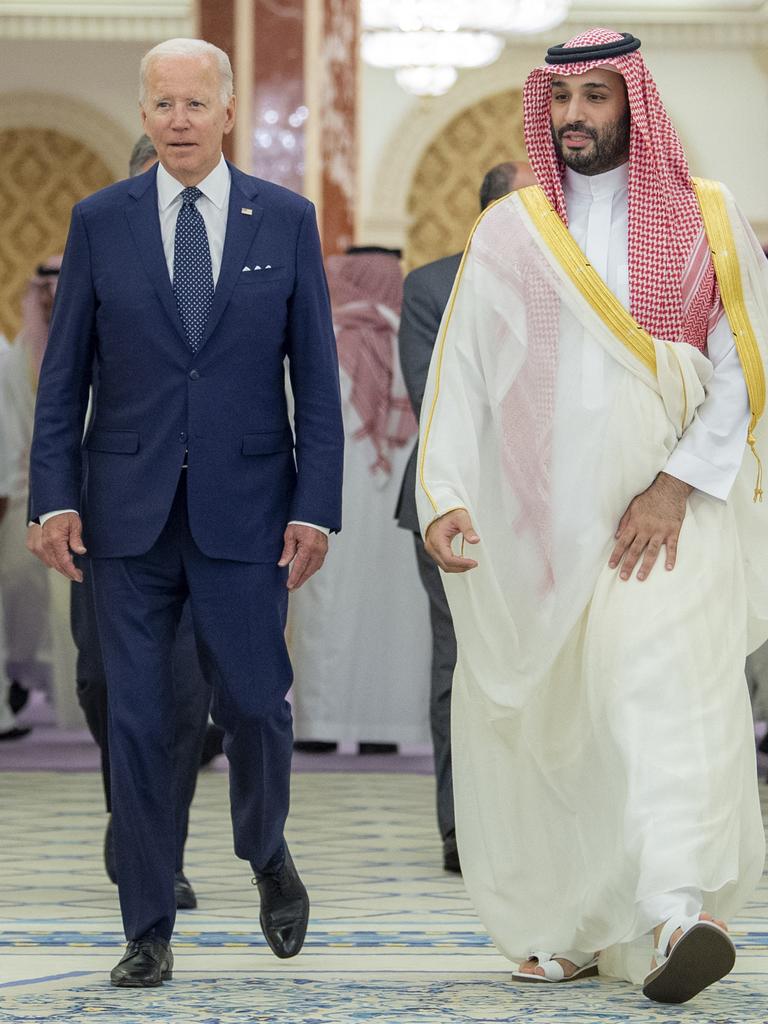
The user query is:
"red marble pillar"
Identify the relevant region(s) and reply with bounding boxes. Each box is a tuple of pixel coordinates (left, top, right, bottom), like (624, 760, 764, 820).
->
(197, 0, 236, 162)
(250, 0, 306, 195)
(315, 0, 359, 255)
(196, 0, 359, 254)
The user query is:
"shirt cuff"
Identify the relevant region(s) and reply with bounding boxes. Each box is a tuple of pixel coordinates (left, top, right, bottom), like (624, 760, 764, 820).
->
(39, 509, 79, 526)
(288, 520, 330, 536)
(663, 449, 737, 502)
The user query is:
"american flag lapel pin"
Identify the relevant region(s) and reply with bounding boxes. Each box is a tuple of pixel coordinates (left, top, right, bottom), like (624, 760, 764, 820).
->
(241, 207, 253, 216)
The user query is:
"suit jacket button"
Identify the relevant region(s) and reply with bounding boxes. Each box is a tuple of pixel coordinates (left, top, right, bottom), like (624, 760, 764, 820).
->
(189, 370, 200, 380)
(178, 432, 187, 442)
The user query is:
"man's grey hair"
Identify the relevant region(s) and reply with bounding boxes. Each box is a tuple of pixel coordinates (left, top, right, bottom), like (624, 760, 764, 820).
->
(479, 162, 523, 211)
(139, 38, 234, 107)
(128, 134, 157, 178)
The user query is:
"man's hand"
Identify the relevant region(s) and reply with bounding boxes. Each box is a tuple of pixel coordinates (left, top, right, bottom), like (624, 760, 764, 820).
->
(424, 508, 480, 573)
(609, 472, 692, 582)
(39, 512, 87, 582)
(278, 524, 329, 591)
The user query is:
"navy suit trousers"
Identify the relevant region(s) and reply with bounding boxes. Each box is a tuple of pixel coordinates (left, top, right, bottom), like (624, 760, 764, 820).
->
(90, 474, 293, 941)
(71, 565, 210, 871)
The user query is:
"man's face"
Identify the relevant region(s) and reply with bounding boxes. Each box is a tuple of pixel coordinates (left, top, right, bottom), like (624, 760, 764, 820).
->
(140, 55, 235, 186)
(550, 68, 629, 176)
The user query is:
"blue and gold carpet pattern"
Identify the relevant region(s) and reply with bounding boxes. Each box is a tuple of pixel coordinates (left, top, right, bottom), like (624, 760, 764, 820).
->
(1, 772, 766, 1023)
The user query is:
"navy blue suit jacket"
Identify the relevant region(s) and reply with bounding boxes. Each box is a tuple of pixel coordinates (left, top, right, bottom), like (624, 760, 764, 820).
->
(29, 162, 344, 562)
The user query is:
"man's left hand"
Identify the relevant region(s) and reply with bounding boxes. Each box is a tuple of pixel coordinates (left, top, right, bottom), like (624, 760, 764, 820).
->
(278, 524, 329, 591)
(609, 472, 693, 582)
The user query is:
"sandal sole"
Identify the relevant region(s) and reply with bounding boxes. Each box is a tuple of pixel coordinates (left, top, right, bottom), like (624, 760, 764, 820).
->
(642, 923, 735, 1004)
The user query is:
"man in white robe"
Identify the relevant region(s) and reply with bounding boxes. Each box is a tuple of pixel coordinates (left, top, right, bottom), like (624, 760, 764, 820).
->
(418, 27, 768, 1004)
(0, 260, 64, 721)
(291, 249, 431, 751)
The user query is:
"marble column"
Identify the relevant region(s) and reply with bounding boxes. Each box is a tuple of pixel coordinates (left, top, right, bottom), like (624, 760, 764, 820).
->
(196, 0, 359, 254)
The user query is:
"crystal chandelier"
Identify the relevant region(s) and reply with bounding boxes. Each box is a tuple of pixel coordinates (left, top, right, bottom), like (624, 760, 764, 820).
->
(362, 0, 573, 96)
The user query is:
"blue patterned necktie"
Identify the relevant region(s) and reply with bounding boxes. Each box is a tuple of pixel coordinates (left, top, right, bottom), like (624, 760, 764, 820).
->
(172, 186, 214, 352)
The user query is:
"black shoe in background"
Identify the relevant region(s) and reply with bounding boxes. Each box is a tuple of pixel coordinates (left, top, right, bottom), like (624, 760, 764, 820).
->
(104, 816, 117, 884)
(293, 740, 338, 753)
(251, 844, 309, 959)
(443, 830, 461, 874)
(8, 681, 29, 714)
(0, 726, 31, 741)
(110, 936, 173, 987)
(199, 723, 225, 767)
(358, 742, 398, 755)
(175, 870, 198, 910)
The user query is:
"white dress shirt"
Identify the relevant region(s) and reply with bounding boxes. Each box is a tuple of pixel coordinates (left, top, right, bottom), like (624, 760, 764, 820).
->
(563, 163, 750, 500)
(40, 154, 328, 534)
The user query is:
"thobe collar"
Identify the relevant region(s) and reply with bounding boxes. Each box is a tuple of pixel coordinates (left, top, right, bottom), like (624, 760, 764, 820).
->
(156, 153, 229, 211)
(564, 161, 629, 199)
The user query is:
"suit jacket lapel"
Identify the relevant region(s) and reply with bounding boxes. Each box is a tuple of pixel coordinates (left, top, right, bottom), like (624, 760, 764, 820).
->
(124, 168, 188, 347)
(197, 169, 264, 352)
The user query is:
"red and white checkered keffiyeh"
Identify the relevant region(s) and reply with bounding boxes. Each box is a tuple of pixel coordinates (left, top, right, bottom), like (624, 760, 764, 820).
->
(523, 27, 720, 349)
(326, 252, 417, 477)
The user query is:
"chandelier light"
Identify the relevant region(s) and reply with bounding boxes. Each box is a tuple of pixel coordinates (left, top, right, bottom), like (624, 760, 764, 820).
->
(362, 0, 573, 96)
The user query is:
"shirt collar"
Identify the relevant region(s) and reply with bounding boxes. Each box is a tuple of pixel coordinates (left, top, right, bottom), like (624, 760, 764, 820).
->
(156, 154, 229, 211)
(564, 160, 629, 199)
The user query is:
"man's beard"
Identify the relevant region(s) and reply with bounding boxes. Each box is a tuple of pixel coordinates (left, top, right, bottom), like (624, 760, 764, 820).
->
(551, 110, 630, 176)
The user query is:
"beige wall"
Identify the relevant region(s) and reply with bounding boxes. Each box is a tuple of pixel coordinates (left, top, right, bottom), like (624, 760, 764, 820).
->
(0, 39, 150, 176)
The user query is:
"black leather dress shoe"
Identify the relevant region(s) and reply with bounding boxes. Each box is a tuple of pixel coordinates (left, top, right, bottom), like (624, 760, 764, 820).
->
(358, 742, 398, 754)
(110, 936, 173, 987)
(293, 740, 338, 753)
(8, 681, 29, 714)
(443, 831, 461, 874)
(252, 845, 309, 958)
(0, 726, 31, 741)
(175, 870, 197, 909)
(104, 816, 117, 884)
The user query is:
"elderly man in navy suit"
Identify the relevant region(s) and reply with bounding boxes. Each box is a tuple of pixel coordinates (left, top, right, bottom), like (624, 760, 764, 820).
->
(29, 38, 343, 987)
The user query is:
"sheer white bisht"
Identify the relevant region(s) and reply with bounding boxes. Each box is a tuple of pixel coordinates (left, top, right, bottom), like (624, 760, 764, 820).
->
(417, 186, 768, 981)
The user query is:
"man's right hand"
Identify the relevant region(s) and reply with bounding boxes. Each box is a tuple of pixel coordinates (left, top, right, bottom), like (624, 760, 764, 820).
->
(38, 512, 87, 582)
(424, 508, 480, 573)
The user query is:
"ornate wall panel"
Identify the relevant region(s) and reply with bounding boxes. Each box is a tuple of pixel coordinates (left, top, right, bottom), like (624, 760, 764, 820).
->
(405, 90, 527, 271)
(0, 128, 114, 340)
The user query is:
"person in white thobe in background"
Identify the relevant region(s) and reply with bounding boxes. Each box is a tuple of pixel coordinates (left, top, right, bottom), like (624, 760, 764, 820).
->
(0, 340, 30, 739)
(0, 261, 58, 713)
(290, 248, 431, 753)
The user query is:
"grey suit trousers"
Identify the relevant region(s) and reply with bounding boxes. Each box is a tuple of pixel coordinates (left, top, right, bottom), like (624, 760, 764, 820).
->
(413, 533, 457, 839)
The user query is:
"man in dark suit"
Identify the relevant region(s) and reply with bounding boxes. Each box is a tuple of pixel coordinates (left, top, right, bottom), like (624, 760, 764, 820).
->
(395, 161, 536, 874)
(29, 38, 343, 988)
(72, 135, 210, 910)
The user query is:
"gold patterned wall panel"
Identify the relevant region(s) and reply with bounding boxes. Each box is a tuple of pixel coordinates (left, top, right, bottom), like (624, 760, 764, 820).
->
(406, 90, 527, 270)
(0, 129, 115, 340)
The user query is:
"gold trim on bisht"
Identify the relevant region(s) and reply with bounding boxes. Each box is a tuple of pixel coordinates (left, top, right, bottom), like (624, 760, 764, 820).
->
(517, 185, 658, 375)
(693, 177, 766, 501)
(418, 196, 507, 516)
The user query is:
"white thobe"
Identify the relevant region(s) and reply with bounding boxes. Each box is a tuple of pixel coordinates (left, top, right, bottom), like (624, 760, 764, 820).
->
(289, 326, 431, 747)
(416, 178, 766, 983)
(564, 162, 750, 500)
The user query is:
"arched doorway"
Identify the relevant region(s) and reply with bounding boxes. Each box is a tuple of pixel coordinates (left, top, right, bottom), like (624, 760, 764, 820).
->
(0, 128, 114, 340)
(405, 89, 527, 270)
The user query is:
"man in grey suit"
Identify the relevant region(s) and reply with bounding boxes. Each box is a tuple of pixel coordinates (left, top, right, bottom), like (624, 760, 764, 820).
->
(396, 161, 536, 872)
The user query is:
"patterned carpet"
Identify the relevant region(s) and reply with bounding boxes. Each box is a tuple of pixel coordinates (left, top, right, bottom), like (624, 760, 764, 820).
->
(0, 771, 766, 1023)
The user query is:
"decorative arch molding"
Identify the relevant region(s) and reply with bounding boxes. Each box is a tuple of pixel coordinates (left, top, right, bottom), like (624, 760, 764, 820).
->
(0, 92, 135, 181)
(364, 47, 539, 248)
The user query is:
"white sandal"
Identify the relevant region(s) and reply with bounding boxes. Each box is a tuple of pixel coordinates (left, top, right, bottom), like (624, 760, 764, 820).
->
(512, 948, 599, 984)
(642, 914, 735, 1004)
